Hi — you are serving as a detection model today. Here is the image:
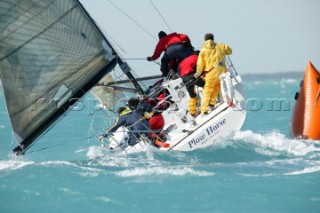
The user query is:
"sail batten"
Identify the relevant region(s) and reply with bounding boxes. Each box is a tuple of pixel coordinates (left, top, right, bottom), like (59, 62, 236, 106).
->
(0, 0, 118, 154)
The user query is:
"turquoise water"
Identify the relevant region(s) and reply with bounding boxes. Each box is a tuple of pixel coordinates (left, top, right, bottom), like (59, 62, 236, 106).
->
(1, 73, 320, 213)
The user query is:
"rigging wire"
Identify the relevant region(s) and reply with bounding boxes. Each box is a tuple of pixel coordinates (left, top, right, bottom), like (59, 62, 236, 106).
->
(80, 7, 127, 55)
(107, 0, 157, 41)
(97, 1, 163, 77)
(88, 111, 103, 144)
(102, 30, 127, 54)
(28, 136, 95, 154)
(149, 0, 173, 32)
(134, 63, 159, 72)
(26, 111, 114, 154)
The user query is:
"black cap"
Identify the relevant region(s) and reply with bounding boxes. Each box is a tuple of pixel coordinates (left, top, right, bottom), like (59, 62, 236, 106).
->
(204, 33, 214, 41)
(128, 97, 140, 110)
(158, 31, 167, 39)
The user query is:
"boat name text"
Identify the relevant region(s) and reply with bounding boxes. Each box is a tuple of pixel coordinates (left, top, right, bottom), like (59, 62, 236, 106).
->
(206, 119, 226, 136)
(188, 119, 227, 149)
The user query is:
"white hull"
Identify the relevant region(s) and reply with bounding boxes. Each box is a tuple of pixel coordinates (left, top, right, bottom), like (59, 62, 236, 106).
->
(168, 100, 245, 151)
(108, 67, 246, 154)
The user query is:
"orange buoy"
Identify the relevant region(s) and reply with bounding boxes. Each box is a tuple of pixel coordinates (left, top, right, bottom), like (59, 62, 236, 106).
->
(290, 61, 320, 140)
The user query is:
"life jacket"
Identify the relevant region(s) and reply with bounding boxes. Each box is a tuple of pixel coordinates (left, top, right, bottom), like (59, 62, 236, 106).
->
(120, 108, 131, 116)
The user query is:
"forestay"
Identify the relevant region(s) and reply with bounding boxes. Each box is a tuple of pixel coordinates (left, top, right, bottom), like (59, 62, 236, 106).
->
(0, 0, 117, 154)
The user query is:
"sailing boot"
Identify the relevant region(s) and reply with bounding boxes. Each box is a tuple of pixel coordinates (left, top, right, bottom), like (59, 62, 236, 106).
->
(189, 97, 198, 117)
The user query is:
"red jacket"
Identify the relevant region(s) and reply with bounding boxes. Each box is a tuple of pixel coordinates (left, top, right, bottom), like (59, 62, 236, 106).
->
(149, 114, 165, 131)
(150, 32, 191, 60)
(142, 96, 165, 131)
(178, 54, 198, 77)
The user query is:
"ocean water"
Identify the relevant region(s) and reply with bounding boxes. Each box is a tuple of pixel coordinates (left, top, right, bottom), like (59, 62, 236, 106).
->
(1, 72, 320, 213)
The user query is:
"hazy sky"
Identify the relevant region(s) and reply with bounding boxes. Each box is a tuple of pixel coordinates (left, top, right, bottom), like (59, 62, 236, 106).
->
(80, 0, 320, 76)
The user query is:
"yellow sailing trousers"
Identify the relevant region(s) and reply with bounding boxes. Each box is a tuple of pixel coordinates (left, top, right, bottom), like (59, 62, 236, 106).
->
(200, 68, 226, 114)
(189, 97, 198, 116)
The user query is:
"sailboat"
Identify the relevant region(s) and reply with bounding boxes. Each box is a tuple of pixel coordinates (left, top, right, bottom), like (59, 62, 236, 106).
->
(105, 56, 246, 153)
(0, 0, 246, 155)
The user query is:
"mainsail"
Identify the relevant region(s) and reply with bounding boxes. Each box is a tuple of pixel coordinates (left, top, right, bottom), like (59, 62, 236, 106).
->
(0, 0, 118, 154)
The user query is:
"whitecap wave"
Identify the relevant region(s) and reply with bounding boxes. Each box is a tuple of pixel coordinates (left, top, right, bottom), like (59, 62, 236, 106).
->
(39, 160, 103, 173)
(284, 165, 320, 175)
(233, 130, 320, 156)
(86, 146, 111, 160)
(86, 145, 161, 167)
(0, 160, 34, 171)
(115, 167, 214, 177)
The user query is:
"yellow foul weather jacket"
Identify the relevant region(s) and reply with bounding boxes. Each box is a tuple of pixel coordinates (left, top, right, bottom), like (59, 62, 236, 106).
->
(196, 40, 232, 113)
(196, 40, 232, 79)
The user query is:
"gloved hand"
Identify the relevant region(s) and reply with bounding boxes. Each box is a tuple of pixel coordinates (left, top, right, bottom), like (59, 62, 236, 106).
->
(98, 133, 112, 142)
(144, 111, 154, 119)
(98, 135, 105, 142)
(146, 56, 152, 61)
(194, 72, 202, 79)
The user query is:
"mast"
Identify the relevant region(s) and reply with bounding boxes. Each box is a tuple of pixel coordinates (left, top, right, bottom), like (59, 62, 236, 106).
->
(117, 58, 145, 94)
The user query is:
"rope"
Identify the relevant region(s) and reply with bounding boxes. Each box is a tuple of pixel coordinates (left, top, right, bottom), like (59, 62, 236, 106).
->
(149, 0, 173, 32)
(122, 58, 148, 60)
(152, 61, 161, 66)
(107, 0, 157, 41)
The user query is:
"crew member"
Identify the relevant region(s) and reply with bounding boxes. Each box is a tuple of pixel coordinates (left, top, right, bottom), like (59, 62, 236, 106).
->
(194, 33, 232, 114)
(98, 106, 150, 146)
(178, 51, 205, 117)
(147, 31, 193, 77)
(128, 97, 165, 132)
